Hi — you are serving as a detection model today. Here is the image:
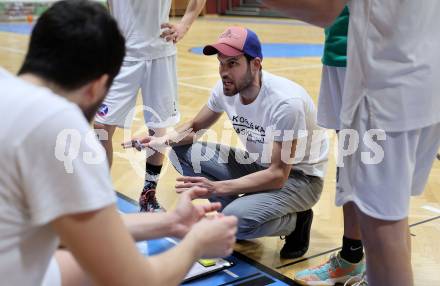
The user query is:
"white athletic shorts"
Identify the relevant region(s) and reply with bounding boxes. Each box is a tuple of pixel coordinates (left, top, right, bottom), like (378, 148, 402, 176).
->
(317, 65, 346, 130)
(336, 97, 440, 220)
(41, 257, 61, 286)
(95, 55, 180, 129)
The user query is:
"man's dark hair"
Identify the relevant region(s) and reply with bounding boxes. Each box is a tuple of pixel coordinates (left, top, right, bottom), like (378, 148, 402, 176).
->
(244, 54, 255, 63)
(244, 53, 262, 72)
(18, 0, 125, 90)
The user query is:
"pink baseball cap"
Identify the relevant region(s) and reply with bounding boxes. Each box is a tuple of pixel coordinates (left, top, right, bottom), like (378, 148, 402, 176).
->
(203, 26, 263, 59)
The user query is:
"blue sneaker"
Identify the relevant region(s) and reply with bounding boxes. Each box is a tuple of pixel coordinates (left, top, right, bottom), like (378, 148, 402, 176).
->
(294, 253, 365, 285)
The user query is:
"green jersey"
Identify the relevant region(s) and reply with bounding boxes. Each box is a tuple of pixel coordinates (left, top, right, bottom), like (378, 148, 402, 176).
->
(322, 6, 349, 67)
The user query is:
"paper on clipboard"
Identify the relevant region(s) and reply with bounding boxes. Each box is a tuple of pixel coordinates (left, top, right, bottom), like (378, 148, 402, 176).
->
(137, 237, 233, 282)
(183, 258, 234, 283)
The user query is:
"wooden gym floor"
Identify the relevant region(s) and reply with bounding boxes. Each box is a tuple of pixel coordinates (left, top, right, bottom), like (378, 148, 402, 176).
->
(1, 15, 439, 285)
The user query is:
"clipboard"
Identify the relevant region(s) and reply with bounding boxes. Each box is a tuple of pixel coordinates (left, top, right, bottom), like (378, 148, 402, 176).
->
(182, 258, 234, 283)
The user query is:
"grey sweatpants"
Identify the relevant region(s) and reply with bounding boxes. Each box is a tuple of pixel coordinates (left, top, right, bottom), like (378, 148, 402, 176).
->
(170, 142, 323, 240)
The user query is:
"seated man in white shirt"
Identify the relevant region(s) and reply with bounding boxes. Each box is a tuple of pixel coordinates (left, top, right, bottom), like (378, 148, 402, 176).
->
(125, 26, 329, 259)
(0, 1, 237, 286)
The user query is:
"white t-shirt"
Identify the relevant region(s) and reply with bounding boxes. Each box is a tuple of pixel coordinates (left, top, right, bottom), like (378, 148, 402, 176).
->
(0, 68, 116, 285)
(343, 0, 440, 132)
(108, 0, 176, 61)
(207, 71, 329, 178)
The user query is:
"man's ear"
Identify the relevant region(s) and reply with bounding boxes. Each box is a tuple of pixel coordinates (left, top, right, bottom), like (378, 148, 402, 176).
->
(252, 57, 262, 71)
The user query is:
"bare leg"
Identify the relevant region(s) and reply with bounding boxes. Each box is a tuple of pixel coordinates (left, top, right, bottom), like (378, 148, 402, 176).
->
(339, 130, 362, 240)
(407, 225, 412, 261)
(139, 127, 168, 212)
(356, 206, 413, 286)
(343, 202, 362, 240)
(147, 128, 167, 166)
(93, 123, 116, 167)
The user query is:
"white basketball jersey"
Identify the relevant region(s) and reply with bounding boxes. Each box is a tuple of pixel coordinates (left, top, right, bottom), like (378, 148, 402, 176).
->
(108, 0, 176, 60)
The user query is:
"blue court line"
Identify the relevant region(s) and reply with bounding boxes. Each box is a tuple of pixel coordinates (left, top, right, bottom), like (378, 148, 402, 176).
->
(0, 23, 34, 34)
(0, 22, 322, 59)
(116, 193, 298, 285)
(190, 43, 323, 58)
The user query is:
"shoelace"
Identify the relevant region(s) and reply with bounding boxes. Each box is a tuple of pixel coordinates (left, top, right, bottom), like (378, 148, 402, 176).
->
(329, 253, 342, 270)
(148, 193, 160, 209)
(344, 273, 367, 286)
(140, 189, 160, 210)
(307, 253, 341, 272)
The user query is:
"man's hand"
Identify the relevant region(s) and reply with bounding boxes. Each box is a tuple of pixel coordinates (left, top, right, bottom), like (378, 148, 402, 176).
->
(160, 23, 189, 44)
(121, 136, 167, 151)
(170, 187, 222, 238)
(175, 176, 224, 197)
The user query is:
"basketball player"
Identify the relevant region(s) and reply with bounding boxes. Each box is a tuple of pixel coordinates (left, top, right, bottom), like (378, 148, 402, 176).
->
(262, 1, 440, 285)
(124, 27, 329, 259)
(0, 1, 236, 285)
(294, 7, 366, 286)
(94, 0, 206, 212)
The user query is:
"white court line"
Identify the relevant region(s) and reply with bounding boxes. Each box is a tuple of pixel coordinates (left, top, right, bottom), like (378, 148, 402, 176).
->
(422, 205, 440, 214)
(0, 46, 25, 54)
(178, 63, 322, 92)
(178, 81, 212, 91)
(0, 44, 320, 94)
(179, 63, 322, 81)
(223, 269, 239, 278)
(269, 63, 322, 73)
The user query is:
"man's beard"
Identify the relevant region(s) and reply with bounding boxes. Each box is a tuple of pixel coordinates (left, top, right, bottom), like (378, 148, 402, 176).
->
(222, 64, 254, 96)
(82, 98, 105, 123)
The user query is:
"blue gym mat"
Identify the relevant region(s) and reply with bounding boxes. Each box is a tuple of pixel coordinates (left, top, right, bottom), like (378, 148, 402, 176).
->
(117, 193, 298, 286)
